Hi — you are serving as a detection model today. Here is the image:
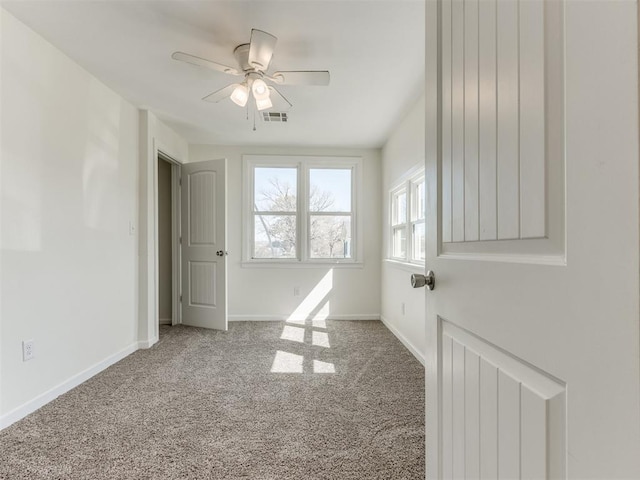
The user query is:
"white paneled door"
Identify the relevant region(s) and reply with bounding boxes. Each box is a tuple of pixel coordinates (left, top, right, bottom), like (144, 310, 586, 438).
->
(425, 1, 640, 479)
(181, 159, 227, 330)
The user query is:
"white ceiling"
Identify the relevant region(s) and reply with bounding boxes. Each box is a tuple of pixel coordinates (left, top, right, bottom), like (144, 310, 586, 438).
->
(2, 1, 425, 148)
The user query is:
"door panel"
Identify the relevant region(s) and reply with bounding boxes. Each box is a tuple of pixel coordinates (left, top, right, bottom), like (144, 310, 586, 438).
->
(425, 0, 640, 478)
(189, 261, 217, 306)
(442, 0, 554, 249)
(181, 159, 227, 330)
(441, 321, 566, 479)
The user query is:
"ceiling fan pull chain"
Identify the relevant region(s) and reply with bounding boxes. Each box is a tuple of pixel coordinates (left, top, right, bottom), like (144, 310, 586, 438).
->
(253, 106, 257, 131)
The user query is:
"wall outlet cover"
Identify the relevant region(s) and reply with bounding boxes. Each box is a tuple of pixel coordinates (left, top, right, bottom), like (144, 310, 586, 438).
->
(22, 339, 35, 361)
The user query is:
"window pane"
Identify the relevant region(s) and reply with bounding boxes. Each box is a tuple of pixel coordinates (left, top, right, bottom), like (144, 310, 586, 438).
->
(254, 167, 297, 212)
(413, 222, 426, 261)
(393, 227, 407, 258)
(309, 169, 351, 212)
(413, 181, 425, 220)
(309, 215, 352, 258)
(253, 215, 296, 258)
(393, 191, 407, 225)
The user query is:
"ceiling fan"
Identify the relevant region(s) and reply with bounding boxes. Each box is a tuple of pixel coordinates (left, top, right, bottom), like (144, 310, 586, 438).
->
(172, 29, 330, 112)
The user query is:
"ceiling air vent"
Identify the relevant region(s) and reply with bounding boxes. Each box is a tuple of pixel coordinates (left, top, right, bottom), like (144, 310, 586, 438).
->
(262, 112, 288, 123)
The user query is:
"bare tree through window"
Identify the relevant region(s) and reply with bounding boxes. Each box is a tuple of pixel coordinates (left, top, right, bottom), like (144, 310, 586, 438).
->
(253, 168, 352, 259)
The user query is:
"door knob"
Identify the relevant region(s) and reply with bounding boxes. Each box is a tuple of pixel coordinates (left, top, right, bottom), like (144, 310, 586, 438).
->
(411, 271, 435, 290)
(216, 250, 224, 257)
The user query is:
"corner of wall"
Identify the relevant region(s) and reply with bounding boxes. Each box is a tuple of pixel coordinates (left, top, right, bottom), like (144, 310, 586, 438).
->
(379, 90, 427, 361)
(137, 111, 188, 346)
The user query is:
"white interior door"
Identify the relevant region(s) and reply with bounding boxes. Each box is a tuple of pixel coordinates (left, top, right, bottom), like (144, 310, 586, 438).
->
(424, 1, 640, 478)
(181, 159, 227, 330)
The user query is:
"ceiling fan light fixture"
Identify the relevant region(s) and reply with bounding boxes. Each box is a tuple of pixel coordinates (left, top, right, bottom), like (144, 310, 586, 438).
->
(251, 78, 270, 100)
(230, 83, 249, 107)
(255, 97, 273, 111)
(173, 28, 331, 120)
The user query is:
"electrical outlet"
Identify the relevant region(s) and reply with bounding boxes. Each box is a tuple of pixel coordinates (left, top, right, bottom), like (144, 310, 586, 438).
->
(401, 302, 406, 315)
(22, 340, 35, 361)
(293, 286, 300, 297)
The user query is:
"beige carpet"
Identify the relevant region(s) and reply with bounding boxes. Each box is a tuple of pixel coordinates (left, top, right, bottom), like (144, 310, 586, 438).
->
(0, 320, 425, 479)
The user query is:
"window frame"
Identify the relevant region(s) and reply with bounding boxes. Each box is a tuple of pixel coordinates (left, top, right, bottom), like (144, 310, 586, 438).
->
(410, 174, 426, 263)
(390, 185, 408, 261)
(389, 169, 426, 265)
(243, 155, 363, 266)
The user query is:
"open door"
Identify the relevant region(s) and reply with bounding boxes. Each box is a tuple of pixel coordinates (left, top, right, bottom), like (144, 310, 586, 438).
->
(181, 159, 227, 330)
(424, 1, 640, 479)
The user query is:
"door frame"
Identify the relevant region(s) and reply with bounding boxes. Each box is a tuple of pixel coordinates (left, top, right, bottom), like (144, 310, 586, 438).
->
(156, 150, 182, 327)
(424, 1, 440, 476)
(148, 137, 185, 343)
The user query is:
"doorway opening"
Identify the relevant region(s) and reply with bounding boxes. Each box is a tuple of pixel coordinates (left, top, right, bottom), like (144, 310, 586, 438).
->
(157, 152, 182, 331)
(158, 156, 173, 326)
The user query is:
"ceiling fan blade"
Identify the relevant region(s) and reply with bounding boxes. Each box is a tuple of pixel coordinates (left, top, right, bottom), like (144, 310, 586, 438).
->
(268, 86, 292, 111)
(248, 29, 277, 70)
(202, 84, 238, 103)
(271, 71, 330, 86)
(172, 52, 240, 76)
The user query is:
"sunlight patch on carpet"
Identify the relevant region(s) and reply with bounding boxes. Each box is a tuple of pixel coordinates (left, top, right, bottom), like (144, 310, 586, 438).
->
(312, 331, 330, 348)
(271, 350, 304, 373)
(313, 360, 335, 373)
(280, 325, 305, 343)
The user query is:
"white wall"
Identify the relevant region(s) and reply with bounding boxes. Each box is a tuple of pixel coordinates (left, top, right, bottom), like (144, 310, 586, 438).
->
(0, 10, 139, 420)
(188, 145, 382, 321)
(380, 94, 426, 363)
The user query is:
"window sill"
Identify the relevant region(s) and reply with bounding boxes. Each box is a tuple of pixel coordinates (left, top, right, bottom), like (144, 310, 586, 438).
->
(241, 260, 364, 269)
(383, 258, 426, 273)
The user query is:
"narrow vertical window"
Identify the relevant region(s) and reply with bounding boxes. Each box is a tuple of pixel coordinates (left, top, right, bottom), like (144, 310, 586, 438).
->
(391, 188, 408, 260)
(411, 177, 426, 262)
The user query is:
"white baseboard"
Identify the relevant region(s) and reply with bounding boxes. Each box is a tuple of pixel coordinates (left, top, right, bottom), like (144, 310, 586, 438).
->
(0, 342, 139, 431)
(159, 318, 172, 325)
(380, 315, 425, 366)
(228, 313, 380, 322)
(137, 336, 158, 349)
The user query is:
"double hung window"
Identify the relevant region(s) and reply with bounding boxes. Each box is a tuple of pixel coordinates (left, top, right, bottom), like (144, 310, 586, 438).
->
(390, 170, 425, 264)
(244, 156, 362, 264)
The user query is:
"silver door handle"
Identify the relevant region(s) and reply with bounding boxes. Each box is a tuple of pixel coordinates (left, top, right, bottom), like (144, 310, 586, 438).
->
(411, 271, 435, 290)
(216, 250, 228, 257)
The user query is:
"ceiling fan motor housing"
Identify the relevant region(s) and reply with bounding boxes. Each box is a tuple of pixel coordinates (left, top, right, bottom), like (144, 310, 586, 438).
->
(233, 44, 253, 72)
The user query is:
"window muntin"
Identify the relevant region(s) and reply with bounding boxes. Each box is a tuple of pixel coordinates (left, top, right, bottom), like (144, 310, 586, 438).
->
(390, 171, 425, 264)
(245, 156, 361, 264)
